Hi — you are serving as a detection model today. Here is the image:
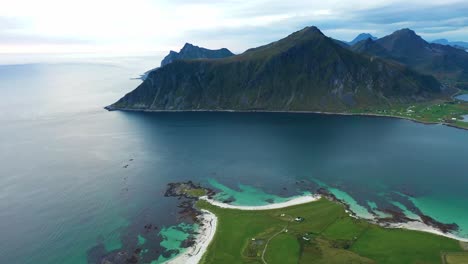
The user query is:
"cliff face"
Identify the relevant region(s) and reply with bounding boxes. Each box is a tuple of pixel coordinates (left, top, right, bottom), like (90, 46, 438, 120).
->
(160, 43, 234, 67)
(108, 27, 442, 112)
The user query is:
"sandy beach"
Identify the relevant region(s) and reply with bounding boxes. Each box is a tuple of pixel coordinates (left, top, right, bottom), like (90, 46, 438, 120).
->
(166, 194, 467, 264)
(200, 194, 322, 210)
(165, 195, 320, 263)
(165, 209, 218, 264)
(385, 221, 468, 242)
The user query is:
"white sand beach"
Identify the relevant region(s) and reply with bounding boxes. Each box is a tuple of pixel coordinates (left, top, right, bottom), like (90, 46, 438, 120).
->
(200, 194, 322, 211)
(165, 210, 218, 264)
(385, 221, 468, 242)
(166, 194, 468, 264)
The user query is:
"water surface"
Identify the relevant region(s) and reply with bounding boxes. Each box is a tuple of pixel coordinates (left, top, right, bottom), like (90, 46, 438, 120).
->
(1, 62, 468, 263)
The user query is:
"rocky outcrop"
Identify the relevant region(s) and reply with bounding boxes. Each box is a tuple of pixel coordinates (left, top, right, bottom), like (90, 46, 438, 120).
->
(161, 43, 234, 67)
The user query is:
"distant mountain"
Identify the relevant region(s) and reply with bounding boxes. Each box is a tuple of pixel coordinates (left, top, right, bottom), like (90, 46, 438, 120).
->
(332, 39, 350, 48)
(432, 39, 468, 50)
(348, 33, 377, 45)
(107, 27, 442, 112)
(351, 29, 468, 87)
(161, 43, 234, 67)
(139, 43, 234, 80)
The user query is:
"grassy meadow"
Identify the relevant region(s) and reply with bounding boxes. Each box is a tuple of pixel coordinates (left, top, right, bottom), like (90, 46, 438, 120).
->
(196, 198, 465, 264)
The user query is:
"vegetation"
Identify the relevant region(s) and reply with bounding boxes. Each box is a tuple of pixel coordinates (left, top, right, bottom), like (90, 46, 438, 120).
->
(109, 27, 441, 113)
(351, 28, 468, 86)
(184, 188, 207, 197)
(442, 252, 468, 264)
(196, 198, 465, 264)
(350, 98, 468, 129)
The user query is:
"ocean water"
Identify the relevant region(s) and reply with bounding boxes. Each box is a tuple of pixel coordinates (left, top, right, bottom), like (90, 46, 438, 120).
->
(1, 60, 468, 264)
(456, 94, 468, 102)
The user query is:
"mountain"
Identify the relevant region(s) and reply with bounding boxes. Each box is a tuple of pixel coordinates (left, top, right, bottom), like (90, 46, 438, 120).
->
(351, 29, 468, 87)
(432, 39, 468, 50)
(107, 26, 442, 112)
(160, 43, 234, 67)
(348, 33, 377, 45)
(350, 38, 389, 58)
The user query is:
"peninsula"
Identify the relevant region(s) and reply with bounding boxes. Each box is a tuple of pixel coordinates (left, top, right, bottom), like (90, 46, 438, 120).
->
(164, 183, 468, 264)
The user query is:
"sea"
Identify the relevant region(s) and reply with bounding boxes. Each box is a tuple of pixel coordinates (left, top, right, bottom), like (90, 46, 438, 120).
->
(1, 57, 467, 264)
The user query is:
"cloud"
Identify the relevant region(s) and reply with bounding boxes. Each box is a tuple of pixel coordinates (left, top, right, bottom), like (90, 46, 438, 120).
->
(0, 0, 467, 57)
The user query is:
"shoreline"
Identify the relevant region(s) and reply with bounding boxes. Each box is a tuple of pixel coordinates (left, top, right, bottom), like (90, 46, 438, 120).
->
(384, 221, 468, 243)
(166, 194, 467, 264)
(104, 106, 468, 131)
(200, 194, 321, 210)
(202, 194, 468, 242)
(165, 209, 218, 264)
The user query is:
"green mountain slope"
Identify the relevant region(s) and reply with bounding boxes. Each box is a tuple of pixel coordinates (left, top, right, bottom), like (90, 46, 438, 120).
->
(352, 29, 468, 88)
(108, 27, 442, 112)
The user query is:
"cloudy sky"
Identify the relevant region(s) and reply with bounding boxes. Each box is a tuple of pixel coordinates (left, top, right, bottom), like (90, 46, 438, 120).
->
(1, 0, 468, 58)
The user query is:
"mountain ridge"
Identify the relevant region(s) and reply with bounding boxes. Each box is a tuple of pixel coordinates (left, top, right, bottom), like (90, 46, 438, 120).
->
(351, 28, 468, 88)
(348, 33, 378, 45)
(160, 43, 234, 66)
(432, 39, 468, 50)
(108, 26, 442, 112)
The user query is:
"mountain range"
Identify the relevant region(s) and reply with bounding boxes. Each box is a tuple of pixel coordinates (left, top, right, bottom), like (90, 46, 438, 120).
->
(432, 39, 468, 50)
(107, 26, 443, 112)
(348, 33, 377, 45)
(350, 28, 468, 88)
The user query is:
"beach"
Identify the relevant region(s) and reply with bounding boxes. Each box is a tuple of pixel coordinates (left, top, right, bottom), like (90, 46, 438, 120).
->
(165, 210, 218, 264)
(166, 194, 468, 263)
(200, 194, 322, 210)
(385, 221, 468, 242)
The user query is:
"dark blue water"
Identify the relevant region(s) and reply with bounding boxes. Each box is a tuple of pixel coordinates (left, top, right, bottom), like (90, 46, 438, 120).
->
(1, 62, 468, 264)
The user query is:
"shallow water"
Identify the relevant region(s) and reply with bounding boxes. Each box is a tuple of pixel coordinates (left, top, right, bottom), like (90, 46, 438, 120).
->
(1, 61, 468, 263)
(456, 94, 468, 102)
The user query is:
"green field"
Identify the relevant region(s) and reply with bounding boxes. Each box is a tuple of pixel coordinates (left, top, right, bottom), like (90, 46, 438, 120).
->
(184, 188, 207, 197)
(352, 98, 468, 129)
(197, 198, 465, 264)
(442, 252, 468, 264)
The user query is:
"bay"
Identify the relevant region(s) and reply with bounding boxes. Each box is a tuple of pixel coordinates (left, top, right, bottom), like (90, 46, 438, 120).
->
(0, 61, 467, 263)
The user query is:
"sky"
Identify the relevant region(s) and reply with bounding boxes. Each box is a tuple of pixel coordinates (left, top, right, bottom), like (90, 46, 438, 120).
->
(1, 0, 468, 62)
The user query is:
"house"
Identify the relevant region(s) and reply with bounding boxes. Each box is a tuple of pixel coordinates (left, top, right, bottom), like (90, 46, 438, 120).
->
(294, 217, 304, 222)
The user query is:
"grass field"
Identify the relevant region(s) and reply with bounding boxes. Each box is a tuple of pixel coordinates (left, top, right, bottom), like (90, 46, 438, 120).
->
(442, 252, 468, 264)
(197, 198, 464, 264)
(350, 98, 468, 129)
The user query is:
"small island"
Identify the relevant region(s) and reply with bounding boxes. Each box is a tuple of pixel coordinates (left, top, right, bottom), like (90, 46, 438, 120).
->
(165, 182, 468, 264)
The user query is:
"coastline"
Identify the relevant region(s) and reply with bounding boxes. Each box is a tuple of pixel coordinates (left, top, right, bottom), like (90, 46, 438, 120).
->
(384, 221, 468, 243)
(104, 106, 468, 131)
(165, 209, 218, 264)
(202, 194, 468, 242)
(166, 194, 468, 264)
(200, 194, 321, 210)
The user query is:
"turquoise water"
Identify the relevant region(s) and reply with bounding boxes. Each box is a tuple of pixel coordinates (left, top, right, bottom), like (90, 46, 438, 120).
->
(152, 223, 198, 263)
(410, 195, 468, 238)
(208, 178, 311, 206)
(1, 62, 468, 263)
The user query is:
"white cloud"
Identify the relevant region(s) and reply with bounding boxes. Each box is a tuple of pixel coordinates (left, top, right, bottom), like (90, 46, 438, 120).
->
(0, 0, 467, 57)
